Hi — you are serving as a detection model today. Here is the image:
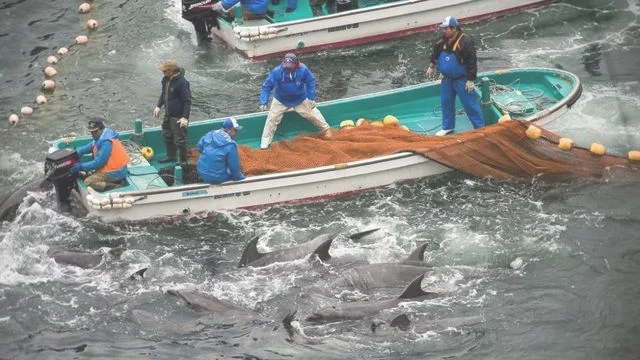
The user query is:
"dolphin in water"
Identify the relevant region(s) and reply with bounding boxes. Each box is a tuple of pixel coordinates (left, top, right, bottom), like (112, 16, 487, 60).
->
(47, 247, 126, 269)
(371, 313, 485, 333)
(305, 274, 438, 324)
(238, 229, 380, 268)
(0, 176, 51, 222)
(167, 290, 244, 313)
(329, 242, 431, 292)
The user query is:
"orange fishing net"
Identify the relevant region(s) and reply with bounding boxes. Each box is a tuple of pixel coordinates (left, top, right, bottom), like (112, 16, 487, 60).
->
(237, 121, 639, 180)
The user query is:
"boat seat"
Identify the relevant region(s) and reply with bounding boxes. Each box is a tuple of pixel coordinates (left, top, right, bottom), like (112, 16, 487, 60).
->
(120, 152, 168, 191)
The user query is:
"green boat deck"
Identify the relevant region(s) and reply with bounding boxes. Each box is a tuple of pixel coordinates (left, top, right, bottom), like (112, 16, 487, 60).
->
(57, 68, 580, 195)
(226, 0, 397, 25)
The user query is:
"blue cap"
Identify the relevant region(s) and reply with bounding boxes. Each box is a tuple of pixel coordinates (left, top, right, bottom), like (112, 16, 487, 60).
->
(87, 117, 105, 131)
(439, 16, 459, 28)
(222, 117, 243, 130)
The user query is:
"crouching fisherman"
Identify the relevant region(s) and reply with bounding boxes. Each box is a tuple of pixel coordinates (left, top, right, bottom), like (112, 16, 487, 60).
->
(196, 117, 246, 184)
(70, 118, 130, 192)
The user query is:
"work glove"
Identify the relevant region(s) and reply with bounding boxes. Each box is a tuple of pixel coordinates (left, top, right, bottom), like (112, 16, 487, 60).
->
(153, 106, 161, 118)
(69, 163, 83, 174)
(426, 66, 435, 78)
(258, 104, 268, 112)
(308, 99, 316, 108)
(177, 118, 189, 128)
(465, 80, 475, 92)
(210, 1, 223, 10)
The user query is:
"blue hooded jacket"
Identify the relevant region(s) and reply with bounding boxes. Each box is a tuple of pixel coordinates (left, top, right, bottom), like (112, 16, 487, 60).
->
(196, 129, 245, 184)
(221, 0, 268, 15)
(259, 63, 317, 108)
(76, 128, 128, 180)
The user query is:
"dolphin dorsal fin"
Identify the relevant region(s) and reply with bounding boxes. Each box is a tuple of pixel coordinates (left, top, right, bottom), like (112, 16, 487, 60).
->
(398, 274, 428, 299)
(348, 228, 380, 241)
(238, 236, 263, 268)
(403, 242, 429, 264)
(390, 313, 411, 331)
(313, 237, 334, 262)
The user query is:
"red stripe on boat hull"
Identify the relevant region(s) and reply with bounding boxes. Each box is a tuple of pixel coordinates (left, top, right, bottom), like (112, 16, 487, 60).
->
(247, 0, 553, 60)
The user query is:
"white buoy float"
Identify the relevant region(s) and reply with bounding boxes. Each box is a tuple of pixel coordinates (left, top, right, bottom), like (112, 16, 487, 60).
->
(57, 47, 68, 56)
(78, 3, 91, 13)
(42, 79, 56, 90)
(87, 19, 98, 30)
(36, 95, 48, 104)
(47, 55, 58, 65)
(8, 114, 19, 126)
(44, 66, 57, 77)
(21, 106, 33, 116)
(75, 35, 89, 45)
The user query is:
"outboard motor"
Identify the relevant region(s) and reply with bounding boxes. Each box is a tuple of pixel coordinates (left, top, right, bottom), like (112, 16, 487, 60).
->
(182, 0, 219, 41)
(44, 148, 79, 209)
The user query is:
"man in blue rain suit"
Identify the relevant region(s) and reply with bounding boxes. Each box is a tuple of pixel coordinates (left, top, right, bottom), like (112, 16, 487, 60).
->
(196, 117, 246, 184)
(258, 53, 331, 149)
(426, 16, 484, 136)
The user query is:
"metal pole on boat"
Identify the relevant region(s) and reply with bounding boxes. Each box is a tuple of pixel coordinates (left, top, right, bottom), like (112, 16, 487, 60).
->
(480, 77, 493, 122)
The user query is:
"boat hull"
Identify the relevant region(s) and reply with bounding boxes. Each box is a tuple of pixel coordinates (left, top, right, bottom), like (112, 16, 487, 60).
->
(76, 153, 450, 222)
(212, 0, 554, 59)
(51, 67, 581, 223)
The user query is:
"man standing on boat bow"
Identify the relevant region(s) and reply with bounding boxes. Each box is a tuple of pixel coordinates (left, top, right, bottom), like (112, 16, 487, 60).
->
(153, 59, 192, 163)
(258, 53, 332, 150)
(426, 16, 484, 136)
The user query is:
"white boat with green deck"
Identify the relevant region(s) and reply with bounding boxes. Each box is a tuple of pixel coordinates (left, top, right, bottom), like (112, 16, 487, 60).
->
(48, 67, 581, 222)
(181, 0, 554, 59)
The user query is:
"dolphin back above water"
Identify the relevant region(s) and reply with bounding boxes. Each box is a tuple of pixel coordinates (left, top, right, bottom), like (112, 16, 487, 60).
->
(330, 242, 431, 291)
(167, 290, 243, 313)
(0, 176, 51, 222)
(386, 313, 485, 332)
(238, 233, 336, 268)
(47, 247, 126, 269)
(238, 228, 381, 268)
(306, 274, 438, 324)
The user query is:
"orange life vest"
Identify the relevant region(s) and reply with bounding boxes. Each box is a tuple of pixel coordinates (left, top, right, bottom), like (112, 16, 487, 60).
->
(92, 138, 130, 173)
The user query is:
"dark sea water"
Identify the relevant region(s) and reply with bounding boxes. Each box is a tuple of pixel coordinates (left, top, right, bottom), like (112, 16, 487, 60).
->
(1, 0, 639, 359)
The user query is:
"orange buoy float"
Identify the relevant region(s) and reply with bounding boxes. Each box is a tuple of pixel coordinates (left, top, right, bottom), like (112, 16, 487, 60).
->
(44, 66, 57, 77)
(558, 138, 573, 151)
(78, 3, 91, 13)
(75, 35, 89, 45)
(525, 125, 541, 140)
(383, 115, 399, 127)
(628, 150, 640, 161)
(36, 95, 48, 104)
(47, 55, 58, 65)
(589, 143, 606, 155)
(57, 47, 69, 56)
(42, 79, 56, 90)
(356, 118, 369, 127)
(87, 19, 98, 30)
(498, 114, 512, 123)
(8, 114, 19, 126)
(21, 106, 33, 116)
(340, 120, 355, 129)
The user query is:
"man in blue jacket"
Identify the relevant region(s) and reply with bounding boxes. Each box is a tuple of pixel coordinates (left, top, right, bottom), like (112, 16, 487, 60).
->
(426, 16, 484, 136)
(153, 59, 192, 163)
(258, 53, 331, 149)
(196, 117, 246, 184)
(69, 118, 130, 191)
(210, 0, 269, 19)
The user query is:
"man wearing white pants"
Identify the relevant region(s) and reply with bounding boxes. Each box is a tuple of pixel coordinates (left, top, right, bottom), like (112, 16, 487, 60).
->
(259, 53, 331, 149)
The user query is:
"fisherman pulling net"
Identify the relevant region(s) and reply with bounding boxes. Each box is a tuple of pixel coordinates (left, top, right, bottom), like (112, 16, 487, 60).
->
(234, 120, 639, 181)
